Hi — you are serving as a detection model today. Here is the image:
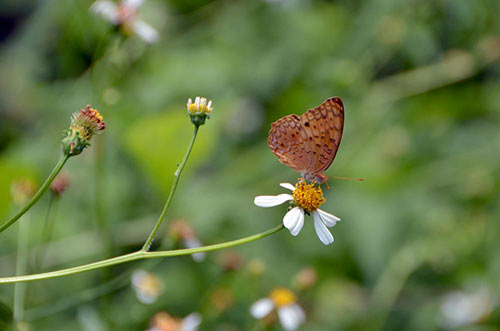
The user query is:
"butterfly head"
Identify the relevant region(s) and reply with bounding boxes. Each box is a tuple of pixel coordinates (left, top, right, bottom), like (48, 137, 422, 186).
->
(302, 172, 328, 184)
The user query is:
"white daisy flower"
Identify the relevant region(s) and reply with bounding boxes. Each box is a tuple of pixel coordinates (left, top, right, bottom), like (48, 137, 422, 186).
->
(250, 288, 305, 331)
(148, 311, 202, 331)
(254, 182, 340, 245)
(90, 0, 159, 43)
(131, 270, 163, 304)
(440, 288, 496, 328)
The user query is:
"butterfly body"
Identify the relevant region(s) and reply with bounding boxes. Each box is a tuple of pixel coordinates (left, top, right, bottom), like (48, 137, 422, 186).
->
(268, 97, 344, 183)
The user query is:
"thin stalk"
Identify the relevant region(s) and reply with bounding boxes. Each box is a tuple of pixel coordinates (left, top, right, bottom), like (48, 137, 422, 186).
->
(94, 136, 114, 251)
(13, 215, 30, 325)
(34, 194, 55, 272)
(366, 244, 424, 330)
(0, 154, 69, 234)
(0, 224, 284, 284)
(142, 124, 199, 251)
(93, 137, 115, 329)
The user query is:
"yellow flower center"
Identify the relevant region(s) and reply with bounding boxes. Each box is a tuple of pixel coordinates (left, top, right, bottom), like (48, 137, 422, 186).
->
(138, 274, 163, 297)
(187, 96, 213, 115)
(292, 181, 325, 212)
(270, 288, 297, 307)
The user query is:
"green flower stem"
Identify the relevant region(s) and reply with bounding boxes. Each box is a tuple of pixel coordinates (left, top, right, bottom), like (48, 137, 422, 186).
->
(0, 154, 70, 234)
(141, 124, 200, 251)
(0, 224, 284, 284)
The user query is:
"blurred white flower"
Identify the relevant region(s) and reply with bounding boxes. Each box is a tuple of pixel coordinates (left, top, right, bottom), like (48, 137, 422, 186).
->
(183, 237, 206, 262)
(250, 288, 305, 331)
(254, 182, 340, 245)
(440, 288, 496, 328)
(131, 270, 163, 304)
(148, 311, 202, 331)
(170, 219, 206, 262)
(180, 313, 202, 331)
(90, 0, 159, 43)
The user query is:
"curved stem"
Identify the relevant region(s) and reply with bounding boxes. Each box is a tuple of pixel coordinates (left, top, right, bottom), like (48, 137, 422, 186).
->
(0, 154, 70, 234)
(142, 124, 199, 251)
(0, 224, 284, 284)
(367, 244, 423, 330)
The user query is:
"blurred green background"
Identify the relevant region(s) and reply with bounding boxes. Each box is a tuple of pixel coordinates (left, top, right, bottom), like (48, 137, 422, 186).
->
(1, 0, 499, 330)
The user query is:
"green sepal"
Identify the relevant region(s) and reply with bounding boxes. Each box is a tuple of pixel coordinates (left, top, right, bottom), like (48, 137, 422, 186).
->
(61, 129, 90, 157)
(189, 114, 208, 126)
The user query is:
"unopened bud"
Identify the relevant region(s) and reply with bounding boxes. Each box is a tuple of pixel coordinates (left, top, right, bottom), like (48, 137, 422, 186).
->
(10, 179, 37, 205)
(50, 173, 70, 197)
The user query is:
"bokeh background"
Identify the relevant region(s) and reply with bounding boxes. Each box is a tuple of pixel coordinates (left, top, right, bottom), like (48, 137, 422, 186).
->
(1, 0, 500, 330)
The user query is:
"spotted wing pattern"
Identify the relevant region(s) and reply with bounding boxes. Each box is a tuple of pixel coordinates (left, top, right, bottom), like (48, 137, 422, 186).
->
(268, 97, 344, 179)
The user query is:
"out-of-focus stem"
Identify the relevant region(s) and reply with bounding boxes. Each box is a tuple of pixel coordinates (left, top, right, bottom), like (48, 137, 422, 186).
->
(34, 194, 55, 272)
(0, 155, 69, 234)
(13, 215, 30, 325)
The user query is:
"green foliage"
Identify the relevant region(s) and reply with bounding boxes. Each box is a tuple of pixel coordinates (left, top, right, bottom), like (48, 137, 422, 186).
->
(0, 0, 499, 330)
(0, 299, 12, 331)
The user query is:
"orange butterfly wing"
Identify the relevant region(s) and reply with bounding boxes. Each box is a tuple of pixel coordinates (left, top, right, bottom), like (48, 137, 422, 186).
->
(268, 114, 312, 173)
(268, 97, 344, 178)
(300, 97, 344, 176)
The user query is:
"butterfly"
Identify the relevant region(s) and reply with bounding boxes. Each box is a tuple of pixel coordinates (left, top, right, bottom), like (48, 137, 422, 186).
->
(268, 97, 344, 183)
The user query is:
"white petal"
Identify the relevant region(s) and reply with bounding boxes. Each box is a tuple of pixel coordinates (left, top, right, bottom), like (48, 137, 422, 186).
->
(283, 207, 304, 236)
(280, 183, 296, 191)
(191, 252, 206, 262)
(313, 213, 334, 245)
(122, 0, 144, 11)
(131, 269, 147, 287)
(254, 194, 293, 207)
(250, 298, 274, 319)
(134, 289, 158, 304)
(181, 313, 202, 331)
(316, 209, 340, 227)
(90, 0, 120, 24)
(183, 238, 206, 262)
(132, 20, 159, 44)
(278, 304, 305, 331)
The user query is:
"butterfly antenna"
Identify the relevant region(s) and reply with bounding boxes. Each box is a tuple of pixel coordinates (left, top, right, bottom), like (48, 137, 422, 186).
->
(329, 176, 365, 182)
